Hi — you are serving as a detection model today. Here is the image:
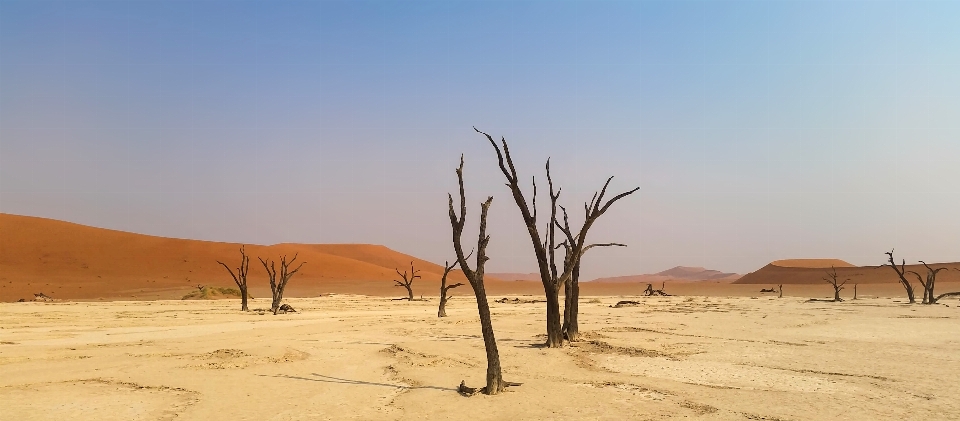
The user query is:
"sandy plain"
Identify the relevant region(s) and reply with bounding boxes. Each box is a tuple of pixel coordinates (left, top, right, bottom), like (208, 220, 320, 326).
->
(2, 294, 959, 421)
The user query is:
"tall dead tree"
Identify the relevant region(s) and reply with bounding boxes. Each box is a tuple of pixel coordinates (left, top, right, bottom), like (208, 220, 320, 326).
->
(823, 266, 847, 302)
(393, 262, 421, 300)
(217, 245, 251, 311)
(448, 155, 519, 395)
(884, 249, 916, 304)
(478, 128, 638, 348)
(259, 254, 305, 315)
(438, 260, 464, 317)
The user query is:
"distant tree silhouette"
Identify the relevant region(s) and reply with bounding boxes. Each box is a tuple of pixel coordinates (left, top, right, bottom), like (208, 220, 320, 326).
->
(393, 262, 420, 301)
(217, 245, 251, 311)
(823, 266, 847, 302)
(438, 259, 464, 317)
(259, 254, 304, 315)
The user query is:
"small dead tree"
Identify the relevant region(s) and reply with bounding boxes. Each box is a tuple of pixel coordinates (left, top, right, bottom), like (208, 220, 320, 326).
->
(884, 249, 916, 304)
(259, 254, 305, 315)
(852, 284, 858, 300)
(438, 260, 464, 317)
(643, 282, 670, 296)
(823, 266, 847, 302)
(217, 245, 251, 311)
(448, 155, 519, 395)
(478, 128, 638, 348)
(778, 284, 784, 298)
(393, 262, 421, 300)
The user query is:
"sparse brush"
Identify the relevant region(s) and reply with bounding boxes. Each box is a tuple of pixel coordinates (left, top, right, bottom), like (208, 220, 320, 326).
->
(181, 286, 251, 300)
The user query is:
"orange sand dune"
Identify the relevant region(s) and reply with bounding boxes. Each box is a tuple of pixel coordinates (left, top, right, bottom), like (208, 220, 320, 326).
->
(736, 260, 960, 285)
(0, 213, 498, 302)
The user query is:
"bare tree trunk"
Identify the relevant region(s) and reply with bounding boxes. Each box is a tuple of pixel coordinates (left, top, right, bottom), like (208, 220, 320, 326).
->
(448, 155, 519, 395)
(778, 284, 783, 298)
(471, 275, 504, 394)
(563, 264, 581, 342)
(853, 284, 858, 300)
(562, 278, 572, 335)
(217, 245, 251, 312)
(438, 298, 448, 317)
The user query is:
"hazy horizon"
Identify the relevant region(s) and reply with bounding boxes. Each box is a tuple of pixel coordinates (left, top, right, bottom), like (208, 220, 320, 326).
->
(2, 1, 958, 277)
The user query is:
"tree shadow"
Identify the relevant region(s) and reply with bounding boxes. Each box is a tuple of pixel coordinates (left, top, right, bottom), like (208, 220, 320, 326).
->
(513, 341, 550, 349)
(262, 373, 456, 392)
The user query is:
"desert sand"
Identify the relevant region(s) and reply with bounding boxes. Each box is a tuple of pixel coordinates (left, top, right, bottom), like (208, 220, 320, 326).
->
(2, 294, 959, 421)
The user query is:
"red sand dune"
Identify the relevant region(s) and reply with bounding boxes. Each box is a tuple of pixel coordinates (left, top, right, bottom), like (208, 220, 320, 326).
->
(0, 213, 506, 301)
(735, 259, 960, 285)
(5, 213, 957, 301)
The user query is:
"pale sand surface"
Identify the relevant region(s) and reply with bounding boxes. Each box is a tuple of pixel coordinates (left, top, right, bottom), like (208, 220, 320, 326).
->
(2, 295, 959, 420)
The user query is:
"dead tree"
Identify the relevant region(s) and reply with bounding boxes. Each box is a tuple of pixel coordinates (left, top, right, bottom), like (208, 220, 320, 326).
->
(884, 249, 916, 304)
(478, 128, 638, 348)
(643, 282, 670, 296)
(823, 266, 847, 302)
(778, 284, 784, 298)
(556, 237, 625, 342)
(852, 284, 858, 300)
(917, 261, 960, 304)
(217, 245, 251, 311)
(258, 254, 305, 315)
(438, 260, 464, 317)
(448, 155, 519, 395)
(393, 262, 421, 300)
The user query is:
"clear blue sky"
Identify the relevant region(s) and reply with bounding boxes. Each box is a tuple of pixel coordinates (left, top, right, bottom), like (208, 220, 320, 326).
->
(1, 0, 958, 277)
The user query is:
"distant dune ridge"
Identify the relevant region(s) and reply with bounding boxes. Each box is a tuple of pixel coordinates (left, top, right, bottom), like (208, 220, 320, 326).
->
(0, 213, 492, 301)
(590, 266, 740, 283)
(735, 258, 960, 285)
(5, 213, 959, 301)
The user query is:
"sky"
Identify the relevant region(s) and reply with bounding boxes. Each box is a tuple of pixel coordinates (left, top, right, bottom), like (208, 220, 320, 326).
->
(1, 0, 958, 278)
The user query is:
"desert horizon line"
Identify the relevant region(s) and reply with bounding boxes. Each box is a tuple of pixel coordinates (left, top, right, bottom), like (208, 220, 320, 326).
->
(4, 211, 954, 280)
